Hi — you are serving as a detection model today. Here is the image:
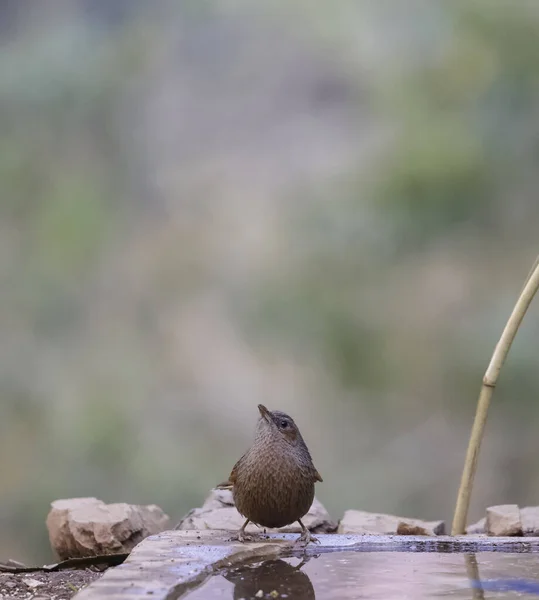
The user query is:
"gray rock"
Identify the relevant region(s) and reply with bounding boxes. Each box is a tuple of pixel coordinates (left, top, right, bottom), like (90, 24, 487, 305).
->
(486, 504, 522, 536)
(46, 497, 170, 559)
(466, 517, 486, 535)
(520, 506, 539, 536)
(338, 510, 445, 536)
(176, 488, 336, 534)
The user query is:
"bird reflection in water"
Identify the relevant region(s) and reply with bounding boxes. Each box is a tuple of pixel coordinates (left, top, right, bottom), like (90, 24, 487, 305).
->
(223, 557, 316, 600)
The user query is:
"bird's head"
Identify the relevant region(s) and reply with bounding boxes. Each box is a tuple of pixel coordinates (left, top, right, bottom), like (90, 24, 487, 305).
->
(256, 404, 302, 446)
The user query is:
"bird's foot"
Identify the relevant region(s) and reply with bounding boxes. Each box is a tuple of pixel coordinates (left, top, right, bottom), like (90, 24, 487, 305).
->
(230, 531, 253, 543)
(295, 530, 319, 546)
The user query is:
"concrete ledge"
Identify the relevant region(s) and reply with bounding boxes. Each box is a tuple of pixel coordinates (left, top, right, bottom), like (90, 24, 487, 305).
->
(74, 531, 539, 599)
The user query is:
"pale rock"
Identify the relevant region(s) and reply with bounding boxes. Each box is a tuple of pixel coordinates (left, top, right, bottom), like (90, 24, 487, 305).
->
(519, 506, 539, 536)
(23, 578, 43, 589)
(466, 517, 486, 535)
(396, 522, 438, 536)
(47, 497, 169, 559)
(486, 504, 522, 536)
(338, 510, 445, 536)
(47, 498, 103, 560)
(202, 488, 235, 510)
(176, 488, 336, 534)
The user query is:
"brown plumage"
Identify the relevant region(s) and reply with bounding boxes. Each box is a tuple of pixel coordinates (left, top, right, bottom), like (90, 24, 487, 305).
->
(220, 404, 323, 545)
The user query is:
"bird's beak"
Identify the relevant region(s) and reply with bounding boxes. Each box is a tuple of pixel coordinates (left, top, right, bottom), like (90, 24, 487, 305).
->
(258, 404, 271, 422)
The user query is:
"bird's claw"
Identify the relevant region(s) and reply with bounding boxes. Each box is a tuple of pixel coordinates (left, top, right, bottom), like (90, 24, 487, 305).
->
(231, 532, 253, 543)
(295, 531, 319, 546)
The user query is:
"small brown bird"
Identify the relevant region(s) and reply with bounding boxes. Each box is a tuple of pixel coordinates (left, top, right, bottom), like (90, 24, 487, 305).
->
(220, 404, 323, 545)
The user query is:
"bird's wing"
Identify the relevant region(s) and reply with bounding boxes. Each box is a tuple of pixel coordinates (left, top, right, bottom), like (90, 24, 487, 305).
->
(216, 453, 247, 488)
(228, 454, 245, 484)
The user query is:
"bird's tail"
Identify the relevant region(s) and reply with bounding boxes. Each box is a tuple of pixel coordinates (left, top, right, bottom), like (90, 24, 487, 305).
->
(215, 480, 233, 490)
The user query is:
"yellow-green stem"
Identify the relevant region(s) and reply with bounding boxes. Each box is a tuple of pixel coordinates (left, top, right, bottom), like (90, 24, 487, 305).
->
(451, 256, 539, 535)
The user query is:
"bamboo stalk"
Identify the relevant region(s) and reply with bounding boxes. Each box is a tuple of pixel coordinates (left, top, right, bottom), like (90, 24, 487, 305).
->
(451, 256, 539, 535)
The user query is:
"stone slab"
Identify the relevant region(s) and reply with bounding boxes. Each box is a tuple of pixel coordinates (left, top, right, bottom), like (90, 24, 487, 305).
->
(74, 531, 539, 600)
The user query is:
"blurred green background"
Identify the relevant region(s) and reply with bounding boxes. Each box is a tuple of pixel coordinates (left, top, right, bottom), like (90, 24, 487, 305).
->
(2, 0, 539, 563)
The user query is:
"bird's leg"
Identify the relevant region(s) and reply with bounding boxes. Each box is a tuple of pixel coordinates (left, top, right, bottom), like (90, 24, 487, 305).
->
(293, 554, 317, 570)
(231, 518, 253, 543)
(295, 519, 319, 546)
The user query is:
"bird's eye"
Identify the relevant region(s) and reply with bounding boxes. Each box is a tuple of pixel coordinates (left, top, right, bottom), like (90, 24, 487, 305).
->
(280, 420, 288, 429)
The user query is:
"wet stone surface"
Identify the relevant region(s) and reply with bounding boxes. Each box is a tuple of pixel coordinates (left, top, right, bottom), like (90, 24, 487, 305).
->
(73, 531, 291, 600)
(188, 551, 539, 599)
(73, 531, 539, 599)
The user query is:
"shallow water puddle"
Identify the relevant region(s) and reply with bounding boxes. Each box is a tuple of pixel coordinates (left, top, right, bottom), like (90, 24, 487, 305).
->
(186, 551, 539, 599)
